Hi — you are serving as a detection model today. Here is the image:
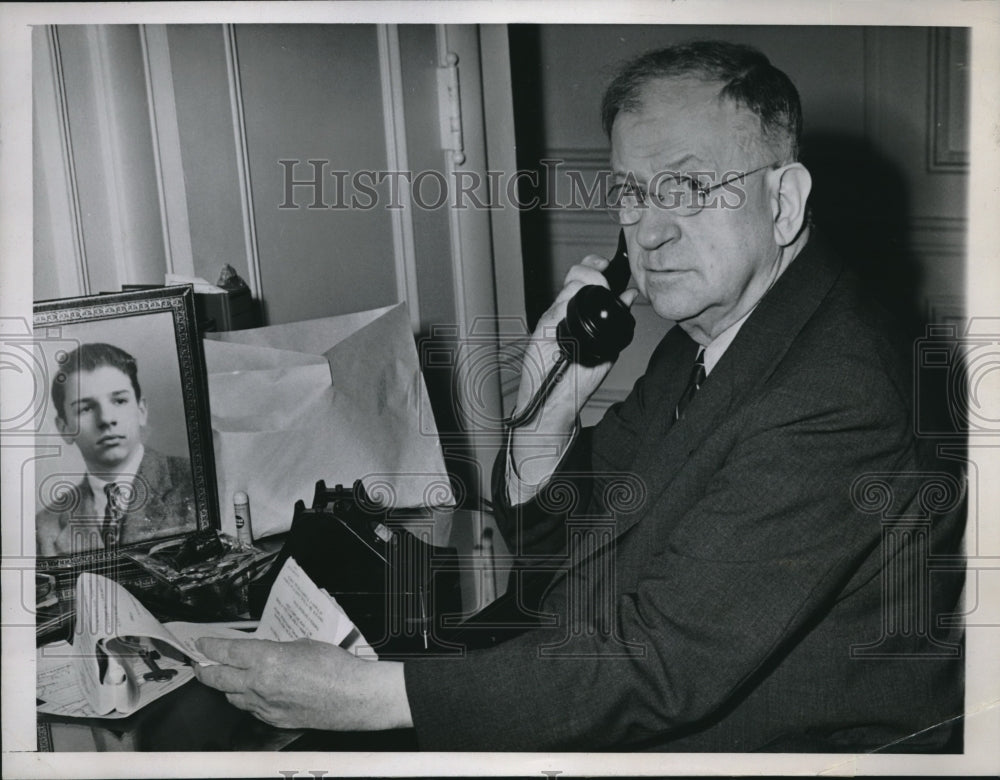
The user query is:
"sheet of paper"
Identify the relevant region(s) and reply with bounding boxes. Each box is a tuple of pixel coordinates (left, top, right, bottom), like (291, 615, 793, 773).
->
(161, 558, 368, 663)
(39, 563, 374, 719)
(79, 647, 138, 715)
(161, 622, 254, 663)
(204, 303, 455, 540)
(166, 560, 376, 661)
(37, 641, 194, 719)
(72, 574, 208, 715)
(74, 572, 211, 665)
(255, 557, 354, 645)
(37, 643, 92, 718)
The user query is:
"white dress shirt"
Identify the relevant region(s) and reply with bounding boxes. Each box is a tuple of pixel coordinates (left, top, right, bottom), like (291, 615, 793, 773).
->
(87, 443, 145, 518)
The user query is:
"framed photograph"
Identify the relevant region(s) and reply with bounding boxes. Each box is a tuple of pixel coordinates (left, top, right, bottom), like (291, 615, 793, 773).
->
(33, 286, 218, 603)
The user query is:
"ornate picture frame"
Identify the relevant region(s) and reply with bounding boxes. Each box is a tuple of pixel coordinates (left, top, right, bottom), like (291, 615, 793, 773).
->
(33, 286, 218, 623)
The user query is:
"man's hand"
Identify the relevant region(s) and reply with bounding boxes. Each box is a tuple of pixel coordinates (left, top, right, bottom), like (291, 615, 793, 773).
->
(193, 637, 413, 731)
(509, 254, 637, 490)
(515, 254, 639, 431)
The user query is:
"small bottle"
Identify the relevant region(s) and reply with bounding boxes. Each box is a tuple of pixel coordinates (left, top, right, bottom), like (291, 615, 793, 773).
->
(233, 491, 254, 546)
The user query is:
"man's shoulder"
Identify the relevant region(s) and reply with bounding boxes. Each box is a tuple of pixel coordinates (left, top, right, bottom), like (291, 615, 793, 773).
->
(735, 252, 916, 442)
(35, 476, 93, 521)
(35, 502, 66, 525)
(790, 252, 911, 385)
(728, 240, 910, 414)
(139, 448, 194, 489)
(36, 477, 94, 558)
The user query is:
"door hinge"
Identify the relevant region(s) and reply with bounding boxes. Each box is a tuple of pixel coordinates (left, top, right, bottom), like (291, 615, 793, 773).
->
(437, 52, 465, 165)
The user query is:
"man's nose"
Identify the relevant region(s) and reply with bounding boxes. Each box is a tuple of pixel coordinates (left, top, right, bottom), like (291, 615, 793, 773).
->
(634, 204, 682, 251)
(95, 403, 116, 427)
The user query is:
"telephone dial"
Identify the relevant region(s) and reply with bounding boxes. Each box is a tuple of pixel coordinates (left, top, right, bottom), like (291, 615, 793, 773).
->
(508, 230, 635, 428)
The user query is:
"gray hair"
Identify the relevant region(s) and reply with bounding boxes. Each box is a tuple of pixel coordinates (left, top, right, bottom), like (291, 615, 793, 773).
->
(601, 40, 803, 162)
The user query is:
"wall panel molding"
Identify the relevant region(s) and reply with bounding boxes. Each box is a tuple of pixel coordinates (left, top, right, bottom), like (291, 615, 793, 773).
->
(480, 24, 527, 327)
(86, 25, 131, 287)
(139, 24, 194, 277)
(223, 24, 264, 305)
(434, 24, 502, 342)
(546, 146, 611, 166)
(862, 27, 885, 146)
(435, 24, 505, 494)
(909, 215, 968, 251)
(377, 24, 421, 332)
(36, 26, 90, 297)
(928, 27, 970, 172)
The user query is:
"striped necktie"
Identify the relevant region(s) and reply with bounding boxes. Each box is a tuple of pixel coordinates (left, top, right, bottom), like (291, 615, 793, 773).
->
(102, 482, 127, 548)
(674, 349, 706, 422)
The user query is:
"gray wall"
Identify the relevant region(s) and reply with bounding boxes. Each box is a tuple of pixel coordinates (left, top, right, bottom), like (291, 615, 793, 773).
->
(33, 24, 461, 330)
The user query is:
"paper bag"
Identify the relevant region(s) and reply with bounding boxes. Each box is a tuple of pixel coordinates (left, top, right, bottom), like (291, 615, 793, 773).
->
(204, 303, 454, 538)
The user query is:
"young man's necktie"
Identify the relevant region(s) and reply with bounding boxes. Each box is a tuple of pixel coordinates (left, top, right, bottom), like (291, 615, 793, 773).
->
(674, 349, 706, 422)
(102, 482, 127, 548)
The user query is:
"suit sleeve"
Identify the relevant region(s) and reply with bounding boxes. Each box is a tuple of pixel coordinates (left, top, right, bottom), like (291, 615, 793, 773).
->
(405, 347, 916, 750)
(490, 338, 670, 563)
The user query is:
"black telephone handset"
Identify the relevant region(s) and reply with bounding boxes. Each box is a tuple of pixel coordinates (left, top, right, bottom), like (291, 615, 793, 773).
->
(556, 229, 636, 366)
(507, 231, 635, 428)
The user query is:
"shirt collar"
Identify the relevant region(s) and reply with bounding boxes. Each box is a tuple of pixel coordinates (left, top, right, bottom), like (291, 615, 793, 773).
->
(702, 308, 754, 377)
(87, 443, 145, 507)
(699, 238, 809, 375)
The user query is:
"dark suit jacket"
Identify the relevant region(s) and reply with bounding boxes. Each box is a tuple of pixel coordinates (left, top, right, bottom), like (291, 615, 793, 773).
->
(404, 241, 965, 752)
(36, 447, 198, 557)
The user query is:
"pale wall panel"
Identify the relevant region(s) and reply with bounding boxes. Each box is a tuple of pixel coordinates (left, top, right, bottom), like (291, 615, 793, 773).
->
(398, 24, 457, 335)
(235, 24, 397, 325)
(167, 25, 252, 288)
(95, 26, 167, 287)
(33, 26, 167, 298)
(33, 27, 78, 300)
(49, 26, 166, 294)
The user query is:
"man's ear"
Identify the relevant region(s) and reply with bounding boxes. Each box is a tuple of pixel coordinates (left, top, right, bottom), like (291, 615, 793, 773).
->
(54, 415, 74, 445)
(138, 397, 148, 428)
(771, 163, 812, 247)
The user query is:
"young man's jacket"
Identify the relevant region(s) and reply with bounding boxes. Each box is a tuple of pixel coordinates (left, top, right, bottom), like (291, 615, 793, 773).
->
(36, 447, 197, 557)
(404, 240, 965, 752)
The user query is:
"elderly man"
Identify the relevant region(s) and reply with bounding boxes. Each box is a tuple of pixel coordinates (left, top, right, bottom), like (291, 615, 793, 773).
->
(196, 41, 964, 752)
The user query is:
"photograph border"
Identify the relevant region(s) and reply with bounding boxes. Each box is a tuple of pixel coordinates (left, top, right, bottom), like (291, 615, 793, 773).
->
(3, 1, 998, 778)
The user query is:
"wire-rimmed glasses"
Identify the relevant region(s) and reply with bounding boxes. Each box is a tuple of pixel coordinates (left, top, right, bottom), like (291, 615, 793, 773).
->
(605, 162, 779, 224)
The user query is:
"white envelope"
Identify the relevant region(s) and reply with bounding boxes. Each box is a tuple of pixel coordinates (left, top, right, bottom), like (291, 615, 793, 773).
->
(204, 303, 454, 538)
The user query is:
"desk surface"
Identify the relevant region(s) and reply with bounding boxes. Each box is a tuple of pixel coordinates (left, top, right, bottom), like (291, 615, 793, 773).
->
(39, 683, 298, 752)
(37, 508, 509, 752)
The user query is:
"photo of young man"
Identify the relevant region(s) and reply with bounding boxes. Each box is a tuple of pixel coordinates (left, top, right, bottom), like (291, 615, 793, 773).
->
(35, 342, 196, 556)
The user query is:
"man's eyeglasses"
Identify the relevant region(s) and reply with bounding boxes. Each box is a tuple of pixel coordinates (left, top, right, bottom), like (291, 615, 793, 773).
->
(605, 162, 779, 224)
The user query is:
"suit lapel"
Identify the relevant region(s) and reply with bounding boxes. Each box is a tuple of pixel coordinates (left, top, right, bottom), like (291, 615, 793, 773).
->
(608, 241, 845, 542)
(638, 326, 701, 435)
(121, 452, 160, 541)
